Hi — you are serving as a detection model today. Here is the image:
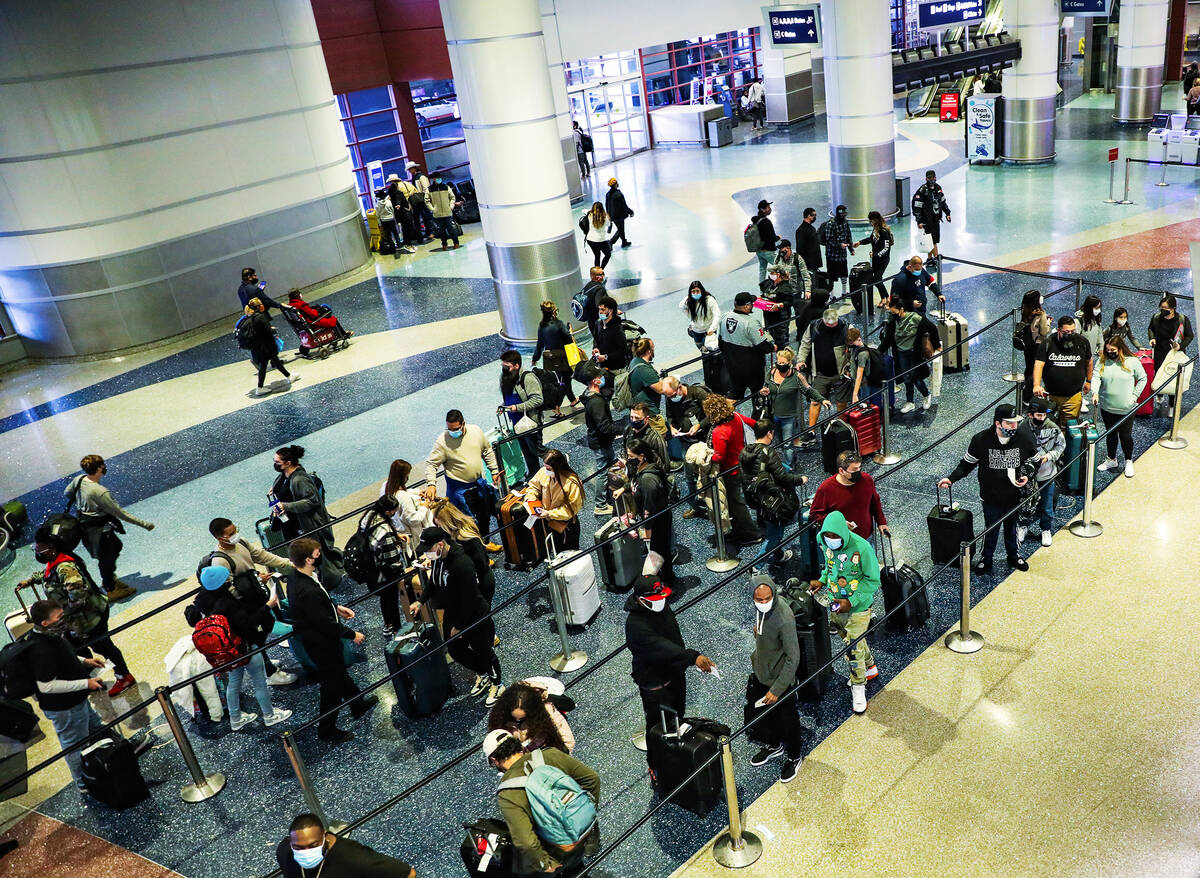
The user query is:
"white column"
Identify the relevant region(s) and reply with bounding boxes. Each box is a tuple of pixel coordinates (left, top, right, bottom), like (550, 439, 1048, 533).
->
(440, 0, 582, 346)
(1001, 0, 1059, 162)
(762, 46, 815, 125)
(1114, 0, 1170, 123)
(820, 0, 897, 219)
(541, 3, 583, 201)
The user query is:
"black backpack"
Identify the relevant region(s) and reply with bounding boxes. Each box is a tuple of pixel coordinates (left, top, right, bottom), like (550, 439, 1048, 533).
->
(579, 132, 594, 152)
(865, 347, 887, 384)
(529, 368, 566, 410)
(235, 315, 256, 350)
(342, 527, 378, 585)
(0, 635, 39, 700)
(742, 447, 799, 524)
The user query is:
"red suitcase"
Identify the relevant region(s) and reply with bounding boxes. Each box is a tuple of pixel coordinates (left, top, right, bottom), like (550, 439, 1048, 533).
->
(844, 403, 882, 457)
(1135, 349, 1155, 416)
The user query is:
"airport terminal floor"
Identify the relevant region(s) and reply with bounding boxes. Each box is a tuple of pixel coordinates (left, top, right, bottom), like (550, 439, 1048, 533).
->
(2, 83, 1200, 878)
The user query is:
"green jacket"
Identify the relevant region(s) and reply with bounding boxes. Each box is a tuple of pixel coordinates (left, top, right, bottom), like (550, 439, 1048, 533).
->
(497, 748, 601, 873)
(32, 554, 108, 636)
(815, 511, 880, 613)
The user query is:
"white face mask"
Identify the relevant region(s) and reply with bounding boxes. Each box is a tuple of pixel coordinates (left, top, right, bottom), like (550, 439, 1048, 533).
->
(1093, 307, 1101, 316)
(422, 551, 439, 564)
(223, 530, 239, 544)
(823, 535, 843, 550)
(642, 596, 667, 613)
(1117, 318, 1127, 326)
(293, 846, 325, 869)
(754, 598, 774, 615)
(823, 319, 837, 328)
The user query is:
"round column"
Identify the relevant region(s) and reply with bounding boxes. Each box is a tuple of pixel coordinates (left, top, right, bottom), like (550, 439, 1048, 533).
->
(1114, 0, 1170, 123)
(440, 0, 582, 347)
(820, 0, 897, 220)
(1001, 0, 1058, 163)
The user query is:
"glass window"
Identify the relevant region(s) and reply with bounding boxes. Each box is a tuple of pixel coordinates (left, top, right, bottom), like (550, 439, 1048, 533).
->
(336, 85, 409, 212)
(640, 29, 761, 110)
(347, 86, 394, 116)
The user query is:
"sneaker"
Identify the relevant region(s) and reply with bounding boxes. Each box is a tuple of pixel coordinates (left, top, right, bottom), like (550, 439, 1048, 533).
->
(1016, 525, 1028, 544)
(776, 549, 794, 565)
(230, 712, 258, 731)
(750, 744, 785, 766)
(484, 542, 503, 553)
(1041, 530, 1052, 547)
(865, 664, 879, 682)
(267, 669, 297, 687)
(780, 756, 802, 783)
(485, 683, 506, 707)
(593, 504, 614, 517)
(622, 241, 633, 248)
(382, 625, 396, 639)
(105, 582, 137, 602)
(921, 395, 932, 411)
(469, 675, 489, 697)
(1009, 556, 1029, 572)
(1080, 399, 1089, 414)
(1097, 458, 1117, 472)
(263, 708, 293, 727)
(899, 402, 916, 414)
(682, 508, 700, 520)
(798, 438, 817, 450)
(402, 245, 417, 254)
(1124, 460, 1135, 478)
(287, 374, 300, 384)
(851, 684, 867, 714)
(972, 558, 993, 574)
(107, 674, 136, 697)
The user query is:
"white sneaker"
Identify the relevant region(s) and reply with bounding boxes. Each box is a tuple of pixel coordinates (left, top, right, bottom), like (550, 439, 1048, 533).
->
(469, 675, 488, 697)
(1080, 399, 1089, 414)
(263, 708, 293, 727)
(1041, 530, 1052, 547)
(851, 684, 867, 714)
(1124, 460, 1134, 478)
(899, 402, 916, 414)
(485, 683, 506, 707)
(288, 373, 300, 384)
(921, 395, 932, 411)
(778, 549, 794, 563)
(230, 712, 258, 731)
(252, 387, 270, 398)
(267, 670, 297, 687)
(1097, 458, 1117, 472)
(1016, 525, 1027, 544)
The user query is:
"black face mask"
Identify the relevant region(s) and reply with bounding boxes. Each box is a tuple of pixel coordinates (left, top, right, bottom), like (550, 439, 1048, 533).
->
(847, 471, 862, 483)
(1161, 309, 1172, 317)
(630, 419, 647, 431)
(273, 462, 284, 472)
(777, 363, 791, 373)
(34, 547, 55, 563)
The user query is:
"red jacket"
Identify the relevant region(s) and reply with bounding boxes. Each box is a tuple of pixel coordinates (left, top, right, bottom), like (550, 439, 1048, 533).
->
(710, 413, 756, 475)
(288, 298, 337, 329)
(809, 472, 887, 538)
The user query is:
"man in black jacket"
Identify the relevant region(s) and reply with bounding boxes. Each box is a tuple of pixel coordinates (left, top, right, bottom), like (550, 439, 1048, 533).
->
(278, 812, 416, 878)
(794, 207, 822, 275)
(912, 170, 951, 264)
(591, 296, 629, 371)
(286, 538, 373, 743)
(411, 527, 505, 707)
(605, 178, 634, 247)
(581, 364, 618, 516)
(623, 574, 715, 742)
(237, 267, 283, 312)
(740, 422, 808, 573)
(661, 376, 713, 518)
(578, 266, 607, 340)
(751, 199, 779, 284)
(624, 439, 675, 585)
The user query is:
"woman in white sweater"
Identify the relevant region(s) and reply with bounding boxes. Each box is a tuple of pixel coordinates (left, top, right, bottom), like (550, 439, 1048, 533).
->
(679, 280, 721, 351)
(380, 459, 432, 557)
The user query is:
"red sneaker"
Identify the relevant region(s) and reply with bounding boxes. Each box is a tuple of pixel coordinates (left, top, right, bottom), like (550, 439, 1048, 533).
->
(108, 674, 135, 697)
(865, 665, 879, 682)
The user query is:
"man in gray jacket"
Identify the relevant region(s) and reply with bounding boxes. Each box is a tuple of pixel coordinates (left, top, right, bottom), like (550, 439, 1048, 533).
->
(500, 350, 547, 481)
(747, 575, 804, 782)
(67, 454, 155, 602)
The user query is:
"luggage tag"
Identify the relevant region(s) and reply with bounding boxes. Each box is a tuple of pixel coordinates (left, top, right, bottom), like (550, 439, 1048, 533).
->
(753, 695, 770, 709)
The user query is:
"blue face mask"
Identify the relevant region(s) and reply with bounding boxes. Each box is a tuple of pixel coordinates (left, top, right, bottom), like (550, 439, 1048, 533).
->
(597, 376, 606, 388)
(599, 313, 609, 323)
(670, 394, 683, 403)
(293, 846, 325, 869)
(447, 428, 463, 439)
(690, 291, 702, 300)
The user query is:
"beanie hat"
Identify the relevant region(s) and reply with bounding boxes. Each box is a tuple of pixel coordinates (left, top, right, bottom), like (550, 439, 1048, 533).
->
(199, 565, 230, 591)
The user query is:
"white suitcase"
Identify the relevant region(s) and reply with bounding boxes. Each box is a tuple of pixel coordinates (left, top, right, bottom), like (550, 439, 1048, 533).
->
(548, 549, 601, 626)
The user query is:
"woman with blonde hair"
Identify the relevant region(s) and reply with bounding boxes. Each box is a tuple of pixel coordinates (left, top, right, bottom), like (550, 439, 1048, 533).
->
(427, 497, 495, 605)
(522, 449, 585, 552)
(531, 300, 579, 414)
(242, 297, 294, 397)
(1091, 335, 1146, 478)
(856, 210, 895, 310)
(581, 201, 612, 268)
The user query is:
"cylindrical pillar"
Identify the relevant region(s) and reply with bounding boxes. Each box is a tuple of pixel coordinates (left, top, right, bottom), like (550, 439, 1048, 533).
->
(1001, 0, 1058, 163)
(820, 0, 897, 220)
(1114, 0, 1171, 123)
(439, 0, 583, 347)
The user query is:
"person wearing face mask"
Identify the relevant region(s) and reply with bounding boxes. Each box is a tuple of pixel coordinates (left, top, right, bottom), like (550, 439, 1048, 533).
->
(1032, 316, 1092, 423)
(286, 538, 372, 743)
(911, 169, 951, 265)
(809, 451, 889, 540)
(661, 376, 714, 519)
(622, 438, 675, 584)
(1017, 399, 1066, 547)
(750, 199, 779, 283)
(1017, 290, 1052, 404)
(1092, 336, 1146, 479)
(578, 266, 607, 340)
(531, 301, 581, 414)
(624, 573, 716, 740)
(808, 511, 881, 714)
(888, 255, 943, 315)
(354, 496, 411, 638)
(1076, 295, 1105, 413)
(817, 205, 855, 297)
(1147, 294, 1195, 407)
(759, 266, 794, 348)
(277, 812, 416, 878)
(798, 308, 851, 423)
(22, 525, 136, 696)
(590, 295, 630, 374)
(881, 296, 939, 413)
(761, 347, 829, 464)
(680, 280, 722, 352)
(856, 210, 894, 311)
(745, 576, 804, 782)
(427, 172, 462, 250)
(702, 394, 764, 546)
(770, 240, 813, 317)
(1103, 307, 1141, 351)
(580, 365, 619, 516)
(412, 526, 504, 706)
(522, 450, 585, 552)
(421, 409, 501, 536)
(271, 445, 346, 585)
(719, 292, 776, 402)
(628, 337, 667, 435)
(938, 405, 1036, 574)
(65, 454, 153, 603)
(740, 422, 808, 574)
(500, 350, 548, 480)
(624, 402, 670, 473)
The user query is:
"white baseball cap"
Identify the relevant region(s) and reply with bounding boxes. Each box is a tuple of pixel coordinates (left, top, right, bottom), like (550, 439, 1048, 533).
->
(483, 729, 513, 760)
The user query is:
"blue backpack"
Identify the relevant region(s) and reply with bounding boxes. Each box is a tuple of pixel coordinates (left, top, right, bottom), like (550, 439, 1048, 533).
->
(497, 749, 596, 847)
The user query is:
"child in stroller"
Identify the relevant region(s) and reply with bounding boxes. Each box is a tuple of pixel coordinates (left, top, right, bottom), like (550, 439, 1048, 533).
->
(283, 289, 354, 358)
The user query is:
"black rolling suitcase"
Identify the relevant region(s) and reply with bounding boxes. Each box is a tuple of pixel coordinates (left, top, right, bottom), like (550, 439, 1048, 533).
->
(646, 707, 728, 816)
(460, 818, 514, 875)
(387, 596, 452, 719)
(79, 737, 149, 809)
(927, 483, 974, 566)
(781, 582, 832, 699)
(877, 533, 929, 632)
(821, 417, 858, 475)
(700, 349, 729, 396)
(849, 262, 873, 314)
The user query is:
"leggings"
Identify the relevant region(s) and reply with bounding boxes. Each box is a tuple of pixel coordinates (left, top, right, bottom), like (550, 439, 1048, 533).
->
(256, 354, 290, 387)
(1100, 407, 1134, 460)
(587, 240, 612, 268)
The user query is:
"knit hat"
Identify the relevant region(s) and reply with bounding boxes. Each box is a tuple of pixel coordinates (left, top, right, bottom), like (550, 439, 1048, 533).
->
(199, 565, 229, 591)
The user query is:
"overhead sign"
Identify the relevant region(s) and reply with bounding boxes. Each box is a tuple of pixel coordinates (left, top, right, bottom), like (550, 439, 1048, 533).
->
(762, 5, 822, 47)
(917, 0, 986, 31)
(1061, 0, 1110, 15)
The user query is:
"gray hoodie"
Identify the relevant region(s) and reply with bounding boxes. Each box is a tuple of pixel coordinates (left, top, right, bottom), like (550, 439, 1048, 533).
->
(1025, 414, 1066, 483)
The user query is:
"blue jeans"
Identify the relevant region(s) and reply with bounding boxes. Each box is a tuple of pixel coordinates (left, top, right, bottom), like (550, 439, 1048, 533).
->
(444, 476, 474, 518)
(1036, 478, 1056, 532)
(757, 520, 787, 569)
(44, 699, 104, 788)
(757, 250, 773, 283)
(773, 416, 801, 468)
(894, 349, 929, 403)
(592, 444, 617, 507)
(226, 650, 273, 722)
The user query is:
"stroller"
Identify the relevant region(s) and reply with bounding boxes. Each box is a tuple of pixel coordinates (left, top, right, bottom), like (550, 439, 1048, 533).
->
(278, 304, 352, 359)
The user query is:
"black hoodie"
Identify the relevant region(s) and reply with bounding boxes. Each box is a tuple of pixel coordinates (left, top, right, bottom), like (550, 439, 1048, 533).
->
(623, 593, 699, 688)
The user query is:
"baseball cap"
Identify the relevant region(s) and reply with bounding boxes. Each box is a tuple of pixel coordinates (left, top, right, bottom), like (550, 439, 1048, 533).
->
(734, 291, 756, 307)
(483, 729, 514, 760)
(994, 403, 1018, 424)
(757, 199, 772, 210)
(633, 574, 671, 600)
(416, 526, 450, 555)
(1026, 398, 1050, 414)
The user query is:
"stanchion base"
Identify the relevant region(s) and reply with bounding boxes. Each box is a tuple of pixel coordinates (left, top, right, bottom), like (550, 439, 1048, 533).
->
(706, 556, 741, 573)
(1103, 198, 1118, 204)
(1068, 519, 1104, 538)
(712, 831, 764, 868)
(1002, 372, 1024, 383)
(1159, 436, 1189, 450)
(549, 650, 588, 673)
(1156, 182, 1170, 187)
(873, 451, 903, 466)
(181, 772, 226, 803)
(944, 630, 985, 654)
(1117, 199, 1134, 205)
(631, 731, 647, 751)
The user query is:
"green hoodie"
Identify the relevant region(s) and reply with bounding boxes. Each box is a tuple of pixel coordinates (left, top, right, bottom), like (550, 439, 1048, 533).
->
(815, 511, 881, 613)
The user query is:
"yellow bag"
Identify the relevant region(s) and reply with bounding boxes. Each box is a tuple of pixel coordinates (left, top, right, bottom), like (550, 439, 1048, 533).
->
(565, 343, 584, 367)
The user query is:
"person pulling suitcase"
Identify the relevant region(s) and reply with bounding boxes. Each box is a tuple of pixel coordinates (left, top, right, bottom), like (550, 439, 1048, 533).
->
(745, 575, 805, 782)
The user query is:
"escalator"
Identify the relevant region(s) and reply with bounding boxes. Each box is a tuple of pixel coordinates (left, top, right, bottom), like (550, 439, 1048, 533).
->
(906, 0, 1006, 118)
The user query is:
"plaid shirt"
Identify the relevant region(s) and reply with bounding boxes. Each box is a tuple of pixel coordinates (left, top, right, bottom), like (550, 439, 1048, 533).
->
(365, 518, 406, 573)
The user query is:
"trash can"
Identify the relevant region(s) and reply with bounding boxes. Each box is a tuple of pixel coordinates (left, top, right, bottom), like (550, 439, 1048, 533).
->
(707, 117, 732, 148)
(895, 176, 911, 217)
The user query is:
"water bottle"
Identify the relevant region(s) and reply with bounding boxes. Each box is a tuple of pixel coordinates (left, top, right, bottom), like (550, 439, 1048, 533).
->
(268, 490, 289, 524)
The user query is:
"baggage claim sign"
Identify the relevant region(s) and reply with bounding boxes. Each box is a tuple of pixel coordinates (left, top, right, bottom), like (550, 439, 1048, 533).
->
(917, 0, 986, 31)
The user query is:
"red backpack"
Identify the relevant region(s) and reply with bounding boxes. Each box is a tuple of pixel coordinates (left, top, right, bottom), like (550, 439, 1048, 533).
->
(192, 615, 247, 670)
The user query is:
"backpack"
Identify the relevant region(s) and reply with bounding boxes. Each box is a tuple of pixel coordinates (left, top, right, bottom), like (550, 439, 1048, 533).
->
(497, 749, 596, 848)
(743, 447, 799, 524)
(529, 368, 566, 411)
(570, 286, 593, 321)
(343, 517, 381, 584)
(579, 132, 594, 152)
(611, 369, 633, 412)
(196, 546, 265, 603)
(743, 216, 763, 253)
(191, 615, 246, 670)
(865, 347, 886, 384)
(0, 635, 38, 700)
(578, 214, 590, 235)
(309, 471, 327, 505)
(235, 315, 256, 350)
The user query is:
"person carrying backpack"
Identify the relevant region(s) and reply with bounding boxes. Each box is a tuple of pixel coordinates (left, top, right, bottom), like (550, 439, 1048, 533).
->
(270, 445, 345, 586)
(243, 297, 296, 397)
(500, 350, 550, 480)
(353, 496, 410, 638)
(740, 421, 808, 574)
(484, 728, 601, 877)
(846, 327, 886, 411)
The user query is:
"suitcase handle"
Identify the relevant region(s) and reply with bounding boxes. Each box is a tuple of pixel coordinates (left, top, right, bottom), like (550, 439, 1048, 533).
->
(874, 530, 896, 568)
(935, 481, 955, 511)
(659, 704, 683, 739)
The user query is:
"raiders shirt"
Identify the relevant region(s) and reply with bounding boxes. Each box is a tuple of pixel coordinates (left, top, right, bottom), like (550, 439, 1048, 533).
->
(948, 426, 1035, 506)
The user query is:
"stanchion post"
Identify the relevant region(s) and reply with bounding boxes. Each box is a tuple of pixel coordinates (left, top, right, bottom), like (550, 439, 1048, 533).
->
(546, 534, 588, 672)
(944, 542, 984, 654)
(1156, 160, 1170, 187)
(1104, 161, 1118, 203)
(154, 687, 226, 803)
(1013, 374, 1024, 415)
(711, 736, 763, 868)
(1119, 158, 1133, 204)
(282, 731, 346, 833)
(1002, 308, 1024, 383)
(1074, 278, 1083, 313)
(1158, 368, 1189, 450)
(706, 473, 740, 572)
(874, 380, 903, 465)
(1068, 436, 1104, 538)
